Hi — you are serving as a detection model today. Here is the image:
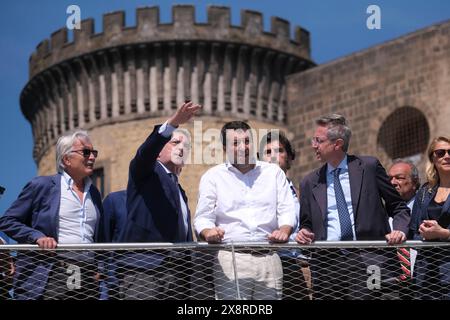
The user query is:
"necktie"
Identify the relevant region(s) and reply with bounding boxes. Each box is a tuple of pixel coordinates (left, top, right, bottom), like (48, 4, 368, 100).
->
(397, 247, 412, 282)
(333, 168, 354, 240)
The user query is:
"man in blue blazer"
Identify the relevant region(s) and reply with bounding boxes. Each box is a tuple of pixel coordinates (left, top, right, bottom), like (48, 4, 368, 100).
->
(118, 101, 201, 300)
(296, 114, 410, 299)
(0, 131, 103, 300)
(100, 190, 126, 299)
(102, 190, 127, 243)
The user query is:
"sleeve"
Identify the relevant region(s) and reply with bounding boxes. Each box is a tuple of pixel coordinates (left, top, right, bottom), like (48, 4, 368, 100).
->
(193, 172, 218, 235)
(276, 169, 296, 228)
(299, 177, 313, 231)
(158, 121, 177, 138)
(99, 194, 115, 243)
(129, 125, 171, 185)
(409, 187, 425, 240)
(0, 179, 46, 243)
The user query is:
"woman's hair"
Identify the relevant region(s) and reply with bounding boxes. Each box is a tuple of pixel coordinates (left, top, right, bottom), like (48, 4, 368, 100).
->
(425, 136, 450, 188)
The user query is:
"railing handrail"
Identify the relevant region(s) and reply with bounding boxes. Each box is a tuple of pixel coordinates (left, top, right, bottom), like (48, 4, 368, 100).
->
(0, 240, 449, 250)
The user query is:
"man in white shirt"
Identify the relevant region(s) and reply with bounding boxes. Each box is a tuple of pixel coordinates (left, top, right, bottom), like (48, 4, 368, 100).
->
(194, 121, 296, 300)
(0, 131, 103, 300)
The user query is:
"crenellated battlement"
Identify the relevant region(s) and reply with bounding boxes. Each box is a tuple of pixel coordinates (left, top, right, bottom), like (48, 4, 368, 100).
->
(21, 5, 314, 164)
(29, 5, 311, 78)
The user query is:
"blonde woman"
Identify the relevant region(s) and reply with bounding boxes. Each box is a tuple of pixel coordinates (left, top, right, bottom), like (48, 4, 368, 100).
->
(410, 136, 450, 299)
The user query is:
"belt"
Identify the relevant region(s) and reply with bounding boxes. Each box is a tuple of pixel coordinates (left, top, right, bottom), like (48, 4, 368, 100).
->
(234, 249, 273, 256)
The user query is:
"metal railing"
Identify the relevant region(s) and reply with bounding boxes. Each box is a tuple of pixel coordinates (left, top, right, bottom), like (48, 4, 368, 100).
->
(1, 241, 449, 300)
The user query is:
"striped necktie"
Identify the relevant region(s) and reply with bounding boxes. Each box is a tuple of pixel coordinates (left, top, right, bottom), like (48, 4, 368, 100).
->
(397, 247, 412, 281)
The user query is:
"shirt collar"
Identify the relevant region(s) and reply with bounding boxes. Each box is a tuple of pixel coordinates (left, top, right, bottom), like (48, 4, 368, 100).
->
(62, 171, 92, 191)
(327, 154, 348, 175)
(158, 161, 175, 176)
(225, 160, 261, 173)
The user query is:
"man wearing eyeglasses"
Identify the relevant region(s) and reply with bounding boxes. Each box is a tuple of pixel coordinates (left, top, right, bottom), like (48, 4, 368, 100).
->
(117, 101, 200, 300)
(295, 114, 410, 300)
(0, 131, 103, 300)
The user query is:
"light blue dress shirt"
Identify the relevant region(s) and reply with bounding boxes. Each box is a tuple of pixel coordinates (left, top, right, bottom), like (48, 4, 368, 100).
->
(326, 155, 356, 241)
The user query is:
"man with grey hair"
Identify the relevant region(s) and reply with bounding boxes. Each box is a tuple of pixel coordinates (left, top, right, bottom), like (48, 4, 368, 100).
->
(388, 159, 420, 210)
(388, 159, 420, 298)
(296, 114, 411, 299)
(0, 131, 103, 300)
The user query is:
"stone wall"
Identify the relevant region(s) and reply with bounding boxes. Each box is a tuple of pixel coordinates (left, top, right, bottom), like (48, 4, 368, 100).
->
(37, 116, 287, 215)
(286, 20, 450, 183)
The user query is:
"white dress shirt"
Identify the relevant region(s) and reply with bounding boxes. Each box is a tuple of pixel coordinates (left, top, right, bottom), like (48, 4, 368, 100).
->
(58, 172, 97, 243)
(194, 161, 296, 242)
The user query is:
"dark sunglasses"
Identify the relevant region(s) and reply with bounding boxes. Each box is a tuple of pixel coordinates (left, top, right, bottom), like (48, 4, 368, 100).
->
(433, 149, 450, 158)
(71, 148, 98, 158)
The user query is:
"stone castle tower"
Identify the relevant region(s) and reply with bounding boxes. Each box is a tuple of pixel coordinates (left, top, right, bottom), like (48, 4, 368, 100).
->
(20, 5, 450, 207)
(20, 5, 313, 209)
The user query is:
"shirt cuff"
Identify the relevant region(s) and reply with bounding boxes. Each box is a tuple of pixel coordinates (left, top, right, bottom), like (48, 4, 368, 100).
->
(158, 121, 177, 138)
(194, 221, 216, 236)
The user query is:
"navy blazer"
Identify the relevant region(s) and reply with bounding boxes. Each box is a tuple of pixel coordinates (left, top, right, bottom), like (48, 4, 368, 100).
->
(101, 190, 127, 243)
(409, 183, 450, 240)
(119, 125, 193, 269)
(0, 174, 103, 300)
(300, 155, 411, 240)
(409, 183, 450, 299)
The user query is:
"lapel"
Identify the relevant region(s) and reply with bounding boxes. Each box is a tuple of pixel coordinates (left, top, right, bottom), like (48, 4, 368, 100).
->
(156, 162, 181, 213)
(50, 174, 62, 240)
(312, 165, 328, 222)
(442, 193, 450, 215)
(179, 185, 192, 241)
(347, 155, 364, 220)
(422, 186, 436, 220)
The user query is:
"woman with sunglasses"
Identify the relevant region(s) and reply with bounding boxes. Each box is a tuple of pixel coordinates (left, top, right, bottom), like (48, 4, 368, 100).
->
(410, 136, 450, 300)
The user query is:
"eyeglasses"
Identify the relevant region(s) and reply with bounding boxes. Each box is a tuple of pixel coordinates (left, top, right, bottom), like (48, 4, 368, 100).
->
(311, 137, 329, 145)
(433, 149, 450, 158)
(71, 149, 98, 158)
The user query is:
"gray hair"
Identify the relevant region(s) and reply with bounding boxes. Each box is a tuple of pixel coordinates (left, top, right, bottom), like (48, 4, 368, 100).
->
(55, 130, 91, 173)
(316, 114, 352, 152)
(391, 158, 421, 190)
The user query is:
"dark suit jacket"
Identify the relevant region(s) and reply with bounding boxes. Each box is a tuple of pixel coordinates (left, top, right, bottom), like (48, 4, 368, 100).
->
(0, 174, 103, 300)
(300, 155, 410, 240)
(409, 183, 450, 299)
(410, 183, 450, 240)
(119, 125, 193, 268)
(102, 190, 127, 243)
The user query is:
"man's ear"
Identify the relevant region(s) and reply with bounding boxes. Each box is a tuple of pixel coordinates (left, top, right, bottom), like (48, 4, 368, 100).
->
(62, 154, 71, 167)
(335, 139, 345, 151)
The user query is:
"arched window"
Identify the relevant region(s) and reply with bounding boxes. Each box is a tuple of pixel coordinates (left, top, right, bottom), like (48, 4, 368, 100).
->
(377, 107, 429, 159)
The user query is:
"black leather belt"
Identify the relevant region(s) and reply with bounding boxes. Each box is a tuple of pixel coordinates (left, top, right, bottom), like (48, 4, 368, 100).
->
(234, 249, 273, 256)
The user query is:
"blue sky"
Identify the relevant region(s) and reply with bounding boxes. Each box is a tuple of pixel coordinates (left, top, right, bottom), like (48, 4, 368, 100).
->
(0, 0, 449, 220)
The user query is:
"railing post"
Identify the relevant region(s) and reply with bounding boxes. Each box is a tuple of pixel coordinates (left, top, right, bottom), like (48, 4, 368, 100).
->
(230, 241, 241, 300)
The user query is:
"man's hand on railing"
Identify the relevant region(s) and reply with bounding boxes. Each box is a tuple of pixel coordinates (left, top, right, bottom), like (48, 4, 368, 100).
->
(201, 227, 225, 244)
(295, 228, 315, 244)
(36, 237, 57, 249)
(385, 230, 406, 245)
(267, 225, 291, 243)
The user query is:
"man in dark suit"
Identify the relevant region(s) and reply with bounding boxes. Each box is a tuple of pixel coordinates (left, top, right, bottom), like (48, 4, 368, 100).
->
(99, 190, 127, 299)
(102, 190, 127, 243)
(118, 101, 200, 300)
(296, 114, 410, 299)
(0, 131, 103, 300)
